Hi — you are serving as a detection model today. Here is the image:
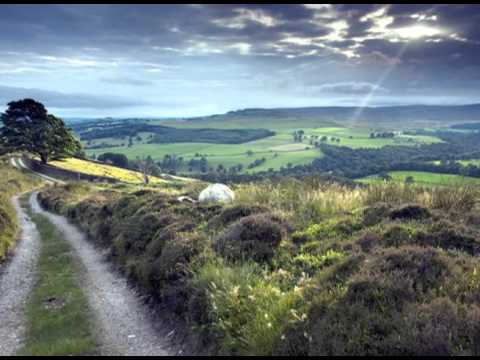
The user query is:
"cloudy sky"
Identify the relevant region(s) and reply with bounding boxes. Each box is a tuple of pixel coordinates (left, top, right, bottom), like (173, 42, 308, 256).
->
(1, 4, 479, 117)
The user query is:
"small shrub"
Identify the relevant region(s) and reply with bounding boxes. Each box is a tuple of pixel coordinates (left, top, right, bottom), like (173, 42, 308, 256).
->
(215, 214, 286, 262)
(390, 203, 431, 221)
(153, 233, 206, 285)
(208, 204, 270, 230)
(293, 249, 345, 275)
(357, 232, 381, 252)
(400, 298, 471, 355)
(373, 247, 450, 294)
(382, 224, 417, 248)
(362, 202, 391, 226)
(139, 233, 207, 314)
(466, 212, 480, 228)
(416, 220, 480, 255)
(292, 217, 361, 244)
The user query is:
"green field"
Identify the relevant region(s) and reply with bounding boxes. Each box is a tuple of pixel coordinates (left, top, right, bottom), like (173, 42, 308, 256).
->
(429, 159, 480, 167)
(309, 127, 441, 148)
(83, 121, 443, 174)
(358, 171, 480, 187)
(458, 159, 480, 166)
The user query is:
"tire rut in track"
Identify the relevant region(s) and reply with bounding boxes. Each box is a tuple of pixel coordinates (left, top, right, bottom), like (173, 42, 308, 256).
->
(0, 196, 40, 356)
(29, 192, 171, 356)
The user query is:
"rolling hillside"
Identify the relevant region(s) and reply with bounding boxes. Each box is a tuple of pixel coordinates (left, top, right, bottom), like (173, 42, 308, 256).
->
(177, 104, 480, 128)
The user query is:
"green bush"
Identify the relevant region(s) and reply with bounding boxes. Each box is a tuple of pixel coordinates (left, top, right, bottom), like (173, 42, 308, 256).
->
(207, 204, 270, 230)
(215, 213, 287, 262)
(292, 216, 361, 244)
(390, 203, 431, 221)
(416, 220, 480, 255)
(382, 224, 418, 247)
(362, 202, 392, 226)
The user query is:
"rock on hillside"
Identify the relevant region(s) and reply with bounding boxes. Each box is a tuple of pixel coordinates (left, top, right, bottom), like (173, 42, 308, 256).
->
(198, 183, 235, 203)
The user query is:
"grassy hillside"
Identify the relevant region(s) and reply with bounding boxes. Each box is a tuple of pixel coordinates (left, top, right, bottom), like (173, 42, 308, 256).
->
(37, 178, 480, 355)
(174, 104, 480, 128)
(48, 157, 185, 185)
(84, 124, 441, 174)
(78, 122, 274, 144)
(358, 171, 480, 187)
(0, 158, 41, 260)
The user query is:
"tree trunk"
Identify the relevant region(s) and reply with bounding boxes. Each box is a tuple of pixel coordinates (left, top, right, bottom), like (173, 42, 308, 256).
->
(40, 153, 48, 164)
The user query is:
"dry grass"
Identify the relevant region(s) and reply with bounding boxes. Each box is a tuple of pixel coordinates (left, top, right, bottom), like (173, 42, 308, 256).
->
(235, 180, 480, 228)
(234, 179, 365, 227)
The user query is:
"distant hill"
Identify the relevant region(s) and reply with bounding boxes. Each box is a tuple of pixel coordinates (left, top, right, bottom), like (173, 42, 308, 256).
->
(185, 104, 480, 128)
(75, 121, 274, 145)
(64, 104, 480, 131)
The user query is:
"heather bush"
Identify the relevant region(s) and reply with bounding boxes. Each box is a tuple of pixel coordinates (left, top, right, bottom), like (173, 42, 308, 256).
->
(36, 178, 480, 355)
(215, 213, 287, 262)
(390, 203, 431, 221)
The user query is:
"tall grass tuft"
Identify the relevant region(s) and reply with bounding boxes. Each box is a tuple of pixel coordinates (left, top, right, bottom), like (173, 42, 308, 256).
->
(365, 182, 479, 213)
(235, 179, 365, 227)
(191, 260, 309, 355)
(0, 158, 41, 260)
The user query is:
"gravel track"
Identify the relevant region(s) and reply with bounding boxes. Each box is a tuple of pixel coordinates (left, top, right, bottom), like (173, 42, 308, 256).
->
(0, 196, 40, 356)
(29, 192, 171, 356)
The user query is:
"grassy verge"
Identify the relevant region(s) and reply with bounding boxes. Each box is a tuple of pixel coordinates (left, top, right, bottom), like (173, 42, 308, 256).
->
(0, 158, 41, 260)
(18, 195, 97, 356)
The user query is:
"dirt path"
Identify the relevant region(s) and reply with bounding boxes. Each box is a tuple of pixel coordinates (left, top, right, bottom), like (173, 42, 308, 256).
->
(0, 196, 40, 356)
(29, 192, 171, 356)
(10, 157, 62, 185)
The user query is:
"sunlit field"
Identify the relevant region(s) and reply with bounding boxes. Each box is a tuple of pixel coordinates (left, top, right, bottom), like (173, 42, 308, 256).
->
(358, 170, 480, 187)
(49, 157, 169, 184)
(84, 125, 442, 174)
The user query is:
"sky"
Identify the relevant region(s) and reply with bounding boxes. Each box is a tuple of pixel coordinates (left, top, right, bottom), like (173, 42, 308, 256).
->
(1, 4, 480, 118)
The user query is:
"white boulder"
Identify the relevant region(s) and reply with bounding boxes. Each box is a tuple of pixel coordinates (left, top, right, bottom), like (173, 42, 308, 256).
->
(198, 183, 235, 203)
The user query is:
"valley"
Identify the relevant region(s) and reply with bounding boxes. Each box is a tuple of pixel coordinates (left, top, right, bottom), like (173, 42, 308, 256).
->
(75, 106, 463, 177)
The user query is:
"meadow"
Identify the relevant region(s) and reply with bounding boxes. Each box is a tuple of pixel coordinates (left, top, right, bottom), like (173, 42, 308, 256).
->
(83, 121, 442, 174)
(358, 170, 480, 187)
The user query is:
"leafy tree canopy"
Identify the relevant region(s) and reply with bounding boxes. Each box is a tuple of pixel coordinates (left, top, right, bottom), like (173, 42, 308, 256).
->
(0, 98, 81, 164)
(97, 152, 129, 168)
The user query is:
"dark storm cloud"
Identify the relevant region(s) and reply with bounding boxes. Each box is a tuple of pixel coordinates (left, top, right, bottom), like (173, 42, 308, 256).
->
(0, 85, 147, 109)
(0, 4, 476, 61)
(0, 4, 480, 115)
